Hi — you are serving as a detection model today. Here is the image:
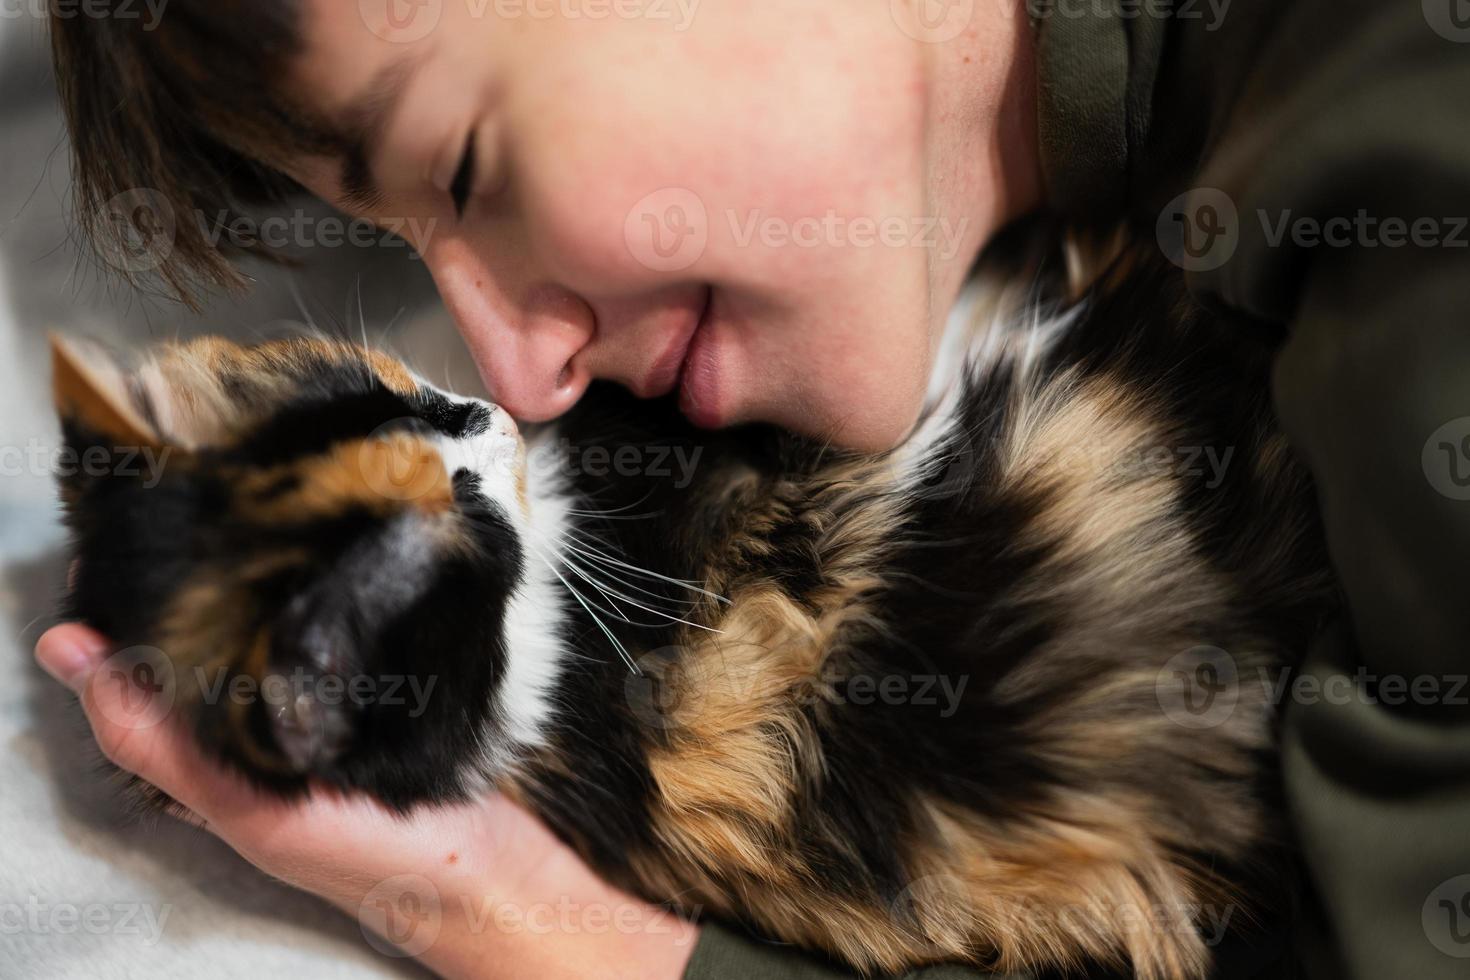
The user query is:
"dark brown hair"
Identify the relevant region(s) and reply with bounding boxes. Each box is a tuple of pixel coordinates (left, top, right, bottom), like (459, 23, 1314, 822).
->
(51, 1, 332, 305)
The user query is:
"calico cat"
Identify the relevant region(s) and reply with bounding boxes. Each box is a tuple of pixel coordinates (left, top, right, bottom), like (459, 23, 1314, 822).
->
(52, 247, 1335, 980)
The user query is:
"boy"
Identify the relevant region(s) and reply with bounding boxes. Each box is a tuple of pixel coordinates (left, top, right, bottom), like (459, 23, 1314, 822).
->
(37, 2, 1470, 977)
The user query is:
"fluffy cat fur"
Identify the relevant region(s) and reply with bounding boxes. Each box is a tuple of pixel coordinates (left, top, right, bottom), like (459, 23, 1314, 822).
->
(52, 246, 1336, 979)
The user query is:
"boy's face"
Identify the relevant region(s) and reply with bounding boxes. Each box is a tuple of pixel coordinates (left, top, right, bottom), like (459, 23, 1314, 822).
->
(288, 0, 1032, 450)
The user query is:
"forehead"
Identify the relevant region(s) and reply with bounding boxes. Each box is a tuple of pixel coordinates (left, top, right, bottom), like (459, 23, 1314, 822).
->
(285, 0, 521, 214)
(285, 2, 443, 201)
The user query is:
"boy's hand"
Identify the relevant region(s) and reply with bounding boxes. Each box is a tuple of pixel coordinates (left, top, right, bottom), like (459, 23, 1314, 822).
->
(34, 623, 699, 980)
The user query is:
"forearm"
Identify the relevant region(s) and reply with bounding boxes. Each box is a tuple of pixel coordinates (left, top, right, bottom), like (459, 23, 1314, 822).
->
(336, 845, 698, 980)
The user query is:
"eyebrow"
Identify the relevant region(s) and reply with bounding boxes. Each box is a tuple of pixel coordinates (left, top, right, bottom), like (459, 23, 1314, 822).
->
(336, 52, 429, 211)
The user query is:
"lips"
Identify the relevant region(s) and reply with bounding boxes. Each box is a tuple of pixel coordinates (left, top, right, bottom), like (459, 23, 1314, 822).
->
(677, 295, 722, 429)
(637, 289, 709, 399)
(628, 286, 724, 427)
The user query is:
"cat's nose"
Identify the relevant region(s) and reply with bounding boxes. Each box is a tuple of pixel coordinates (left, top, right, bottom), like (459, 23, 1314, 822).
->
(269, 678, 354, 773)
(488, 405, 519, 441)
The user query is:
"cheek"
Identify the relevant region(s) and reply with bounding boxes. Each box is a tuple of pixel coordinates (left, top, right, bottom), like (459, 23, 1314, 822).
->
(516, 163, 658, 292)
(517, 131, 934, 313)
(505, 18, 929, 295)
(774, 301, 934, 450)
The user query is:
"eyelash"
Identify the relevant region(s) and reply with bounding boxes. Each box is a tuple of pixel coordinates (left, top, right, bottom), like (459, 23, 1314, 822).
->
(449, 132, 476, 219)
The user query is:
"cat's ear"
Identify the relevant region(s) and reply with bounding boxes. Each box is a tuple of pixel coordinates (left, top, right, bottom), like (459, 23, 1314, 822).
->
(50, 333, 164, 450)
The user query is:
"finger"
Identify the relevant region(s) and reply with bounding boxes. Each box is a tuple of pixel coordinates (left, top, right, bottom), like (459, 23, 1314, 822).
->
(37, 626, 255, 822)
(35, 622, 108, 690)
(84, 667, 257, 822)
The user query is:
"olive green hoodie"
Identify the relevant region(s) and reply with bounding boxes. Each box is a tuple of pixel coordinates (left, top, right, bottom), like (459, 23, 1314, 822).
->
(687, 2, 1470, 978)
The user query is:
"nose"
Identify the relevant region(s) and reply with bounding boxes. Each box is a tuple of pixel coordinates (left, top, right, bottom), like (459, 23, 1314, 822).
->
(423, 244, 595, 422)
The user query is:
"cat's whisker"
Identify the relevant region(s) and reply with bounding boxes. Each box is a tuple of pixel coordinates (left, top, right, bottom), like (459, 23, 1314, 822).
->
(562, 491, 659, 518)
(352, 277, 376, 388)
(528, 542, 640, 674)
(286, 276, 324, 341)
(545, 546, 635, 618)
(553, 556, 675, 630)
(379, 307, 406, 346)
(528, 521, 721, 637)
(556, 554, 702, 611)
(557, 527, 702, 582)
(556, 538, 720, 610)
(565, 544, 729, 605)
(552, 529, 690, 584)
(556, 551, 721, 633)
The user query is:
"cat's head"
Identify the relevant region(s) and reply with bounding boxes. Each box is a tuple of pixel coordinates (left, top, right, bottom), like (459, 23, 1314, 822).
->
(51, 334, 550, 808)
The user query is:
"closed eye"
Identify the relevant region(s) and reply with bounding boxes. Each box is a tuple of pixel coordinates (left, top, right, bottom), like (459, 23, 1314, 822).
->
(449, 132, 476, 219)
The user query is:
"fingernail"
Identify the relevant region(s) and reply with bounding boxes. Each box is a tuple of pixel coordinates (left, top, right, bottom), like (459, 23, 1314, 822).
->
(38, 635, 108, 692)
